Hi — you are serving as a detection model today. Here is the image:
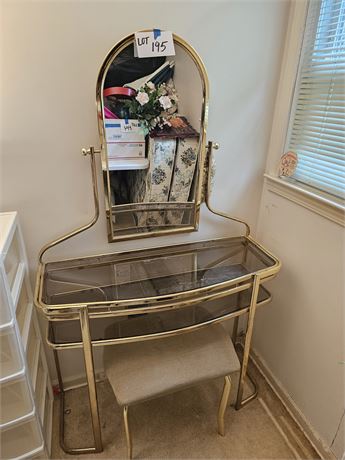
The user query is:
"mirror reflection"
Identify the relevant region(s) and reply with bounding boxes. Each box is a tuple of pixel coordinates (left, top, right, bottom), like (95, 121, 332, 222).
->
(98, 34, 208, 241)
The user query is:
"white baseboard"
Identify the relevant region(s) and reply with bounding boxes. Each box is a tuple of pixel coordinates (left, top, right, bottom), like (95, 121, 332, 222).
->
(250, 347, 337, 460)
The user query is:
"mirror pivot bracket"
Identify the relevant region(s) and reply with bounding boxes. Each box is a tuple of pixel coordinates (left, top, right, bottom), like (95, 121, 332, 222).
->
(82, 146, 101, 156)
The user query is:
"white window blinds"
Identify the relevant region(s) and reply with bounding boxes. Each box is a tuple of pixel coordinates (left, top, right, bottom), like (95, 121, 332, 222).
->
(286, 0, 345, 200)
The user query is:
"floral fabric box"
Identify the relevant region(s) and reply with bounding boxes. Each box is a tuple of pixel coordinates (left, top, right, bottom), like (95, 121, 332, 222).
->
(130, 137, 177, 227)
(166, 137, 199, 226)
(131, 137, 176, 203)
(148, 138, 176, 202)
(169, 138, 199, 202)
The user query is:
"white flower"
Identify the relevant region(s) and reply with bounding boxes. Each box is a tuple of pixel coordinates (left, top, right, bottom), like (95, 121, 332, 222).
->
(146, 81, 155, 91)
(159, 95, 172, 110)
(136, 91, 149, 106)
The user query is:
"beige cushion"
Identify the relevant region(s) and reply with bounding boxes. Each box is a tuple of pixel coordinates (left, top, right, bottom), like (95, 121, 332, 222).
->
(104, 323, 240, 406)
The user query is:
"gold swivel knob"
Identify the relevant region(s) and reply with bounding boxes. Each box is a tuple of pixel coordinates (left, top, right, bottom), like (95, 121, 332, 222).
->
(82, 146, 101, 156)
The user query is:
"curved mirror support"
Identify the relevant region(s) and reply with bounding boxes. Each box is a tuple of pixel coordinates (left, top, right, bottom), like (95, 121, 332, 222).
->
(96, 32, 209, 242)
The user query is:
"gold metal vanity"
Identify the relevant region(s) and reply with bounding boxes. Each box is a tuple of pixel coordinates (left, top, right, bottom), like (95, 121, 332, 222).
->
(34, 32, 281, 455)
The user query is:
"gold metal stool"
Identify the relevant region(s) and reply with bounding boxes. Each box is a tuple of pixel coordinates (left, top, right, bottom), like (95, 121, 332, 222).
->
(104, 323, 240, 459)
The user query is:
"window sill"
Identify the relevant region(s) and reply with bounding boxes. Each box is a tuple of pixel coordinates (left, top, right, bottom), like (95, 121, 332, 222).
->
(264, 174, 345, 227)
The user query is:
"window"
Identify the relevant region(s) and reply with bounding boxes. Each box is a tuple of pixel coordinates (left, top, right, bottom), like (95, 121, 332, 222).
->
(285, 0, 345, 200)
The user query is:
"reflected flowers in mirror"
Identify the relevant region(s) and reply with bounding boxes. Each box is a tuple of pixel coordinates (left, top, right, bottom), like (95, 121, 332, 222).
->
(125, 81, 178, 134)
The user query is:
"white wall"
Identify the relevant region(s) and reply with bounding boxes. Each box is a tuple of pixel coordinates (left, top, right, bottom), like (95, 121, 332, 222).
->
(254, 188, 345, 457)
(0, 1, 289, 378)
(251, 2, 345, 457)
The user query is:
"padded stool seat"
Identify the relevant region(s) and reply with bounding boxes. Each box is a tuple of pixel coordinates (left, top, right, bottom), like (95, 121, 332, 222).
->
(104, 323, 240, 406)
(104, 323, 240, 458)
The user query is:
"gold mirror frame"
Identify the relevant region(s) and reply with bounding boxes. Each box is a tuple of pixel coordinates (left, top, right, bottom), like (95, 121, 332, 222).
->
(96, 32, 209, 242)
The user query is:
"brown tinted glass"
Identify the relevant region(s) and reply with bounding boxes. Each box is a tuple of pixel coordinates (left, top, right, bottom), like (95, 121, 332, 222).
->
(43, 238, 275, 307)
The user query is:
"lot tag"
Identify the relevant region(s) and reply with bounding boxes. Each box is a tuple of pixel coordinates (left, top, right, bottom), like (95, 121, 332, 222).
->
(120, 119, 141, 133)
(134, 30, 175, 58)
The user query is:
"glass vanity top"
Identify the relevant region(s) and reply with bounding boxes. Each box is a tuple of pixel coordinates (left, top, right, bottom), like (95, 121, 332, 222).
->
(41, 237, 277, 308)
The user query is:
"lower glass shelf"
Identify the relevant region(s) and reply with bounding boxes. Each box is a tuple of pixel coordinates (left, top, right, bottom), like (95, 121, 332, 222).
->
(49, 286, 271, 347)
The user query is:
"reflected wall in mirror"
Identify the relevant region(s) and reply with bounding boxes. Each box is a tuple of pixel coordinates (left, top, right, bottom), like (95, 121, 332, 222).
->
(96, 32, 209, 242)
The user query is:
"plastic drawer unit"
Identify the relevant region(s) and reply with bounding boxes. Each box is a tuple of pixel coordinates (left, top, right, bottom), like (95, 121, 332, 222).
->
(0, 212, 53, 459)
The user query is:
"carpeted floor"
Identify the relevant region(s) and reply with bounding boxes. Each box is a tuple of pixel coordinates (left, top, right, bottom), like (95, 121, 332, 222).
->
(51, 361, 320, 460)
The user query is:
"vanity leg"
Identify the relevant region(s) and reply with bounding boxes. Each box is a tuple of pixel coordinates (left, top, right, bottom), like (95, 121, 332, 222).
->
(52, 347, 69, 453)
(80, 308, 103, 453)
(232, 290, 245, 344)
(235, 275, 260, 410)
(232, 316, 239, 344)
(50, 321, 103, 455)
(51, 323, 71, 454)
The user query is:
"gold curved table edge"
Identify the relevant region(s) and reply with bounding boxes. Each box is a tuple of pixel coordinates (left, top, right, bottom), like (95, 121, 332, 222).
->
(35, 235, 279, 314)
(46, 285, 273, 350)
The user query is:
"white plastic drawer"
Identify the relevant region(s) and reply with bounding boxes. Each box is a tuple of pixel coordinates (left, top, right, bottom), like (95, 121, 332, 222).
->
(16, 281, 31, 344)
(0, 415, 43, 459)
(32, 448, 48, 459)
(0, 376, 33, 426)
(43, 386, 50, 426)
(26, 321, 40, 388)
(34, 355, 47, 424)
(43, 386, 53, 444)
(3, 229, 21, 290)
(0, 326, 23, 380)
(0, 281, 12, 326)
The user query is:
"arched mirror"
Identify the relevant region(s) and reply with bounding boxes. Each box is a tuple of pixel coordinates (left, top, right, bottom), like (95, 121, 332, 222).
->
(96, 31, 209, 242)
